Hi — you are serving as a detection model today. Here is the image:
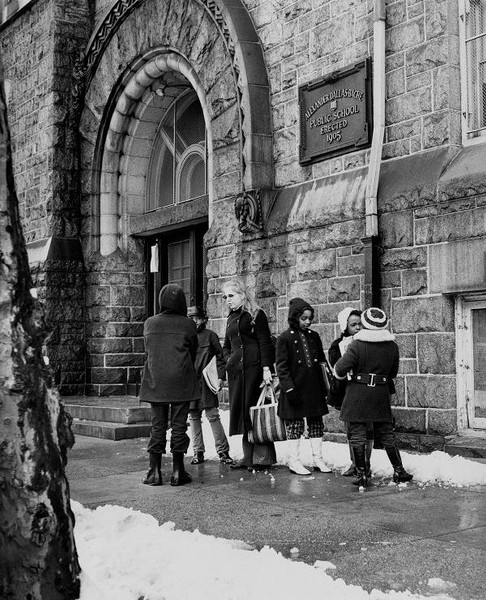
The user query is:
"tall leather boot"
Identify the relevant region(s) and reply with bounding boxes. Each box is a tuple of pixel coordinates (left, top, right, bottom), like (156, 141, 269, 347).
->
(170, 452, 192, 486)
(342, 444, 356, 476)
(142, 452, 162, 486)
(365, 439, 373, 478)
(386, 446, 413, 483)
(351, 445, 368, 488)
(288, 438, 311, 475)
(310, 437, 332, 473)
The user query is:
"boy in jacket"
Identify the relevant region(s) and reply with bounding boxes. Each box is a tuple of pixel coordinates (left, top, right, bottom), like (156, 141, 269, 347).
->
(187, 306, 233, 465)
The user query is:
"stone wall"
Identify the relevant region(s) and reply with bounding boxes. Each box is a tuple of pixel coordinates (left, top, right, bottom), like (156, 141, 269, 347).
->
(1, 0, 92, 394)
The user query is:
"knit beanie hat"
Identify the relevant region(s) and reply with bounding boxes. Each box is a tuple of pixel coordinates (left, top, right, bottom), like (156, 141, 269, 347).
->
(361, 307, 388, 330)
(337, 307, 354, 334)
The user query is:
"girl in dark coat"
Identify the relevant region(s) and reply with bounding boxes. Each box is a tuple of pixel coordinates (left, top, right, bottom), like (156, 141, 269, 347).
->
(276, 298, 331, 475)
(187, 305, 233, 465)
(222, 279, 276, 471)
(328, 307, 372, 477)
(139, 283, 200, 487)
(334, 307, 413, 488)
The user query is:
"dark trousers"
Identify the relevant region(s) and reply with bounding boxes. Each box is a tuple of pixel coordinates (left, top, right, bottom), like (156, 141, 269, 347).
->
(347, 421, 395, 450)
(148, 402, 190, 454)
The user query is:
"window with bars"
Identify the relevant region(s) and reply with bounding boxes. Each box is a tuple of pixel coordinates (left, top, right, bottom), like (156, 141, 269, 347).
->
(460, 0, 486, 139)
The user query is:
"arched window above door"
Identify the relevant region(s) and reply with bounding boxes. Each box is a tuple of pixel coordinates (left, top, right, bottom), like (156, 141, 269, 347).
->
(146, 92, 206, 212)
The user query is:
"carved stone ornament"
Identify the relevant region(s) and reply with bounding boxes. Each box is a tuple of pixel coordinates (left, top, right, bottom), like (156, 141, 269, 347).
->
(234, 190, 263, 233)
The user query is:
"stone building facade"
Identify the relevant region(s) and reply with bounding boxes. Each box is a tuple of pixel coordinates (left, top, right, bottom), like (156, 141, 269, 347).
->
(1, 0, 486, 451)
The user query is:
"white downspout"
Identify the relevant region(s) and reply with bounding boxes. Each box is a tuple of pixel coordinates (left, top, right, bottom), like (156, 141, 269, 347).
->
(365, 0, 386, 238)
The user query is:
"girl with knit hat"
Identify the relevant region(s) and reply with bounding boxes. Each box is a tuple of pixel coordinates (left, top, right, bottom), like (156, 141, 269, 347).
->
(275, 298, 332, 475)
(328, 307, 373, 478)
(334, 307, 413, 488)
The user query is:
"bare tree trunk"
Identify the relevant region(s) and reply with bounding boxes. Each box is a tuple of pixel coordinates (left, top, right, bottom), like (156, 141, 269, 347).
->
(0, 61, 80, 598)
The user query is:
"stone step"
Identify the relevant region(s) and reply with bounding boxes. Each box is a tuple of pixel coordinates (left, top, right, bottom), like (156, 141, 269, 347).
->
(65, 402, 151, 424)
(72, 418, 151, 441)
(444, 435, 486, 460)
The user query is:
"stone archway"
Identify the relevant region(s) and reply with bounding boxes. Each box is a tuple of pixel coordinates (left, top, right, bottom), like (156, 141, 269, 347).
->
(98, 50, 209, 255)
(77, 0, 273, 254)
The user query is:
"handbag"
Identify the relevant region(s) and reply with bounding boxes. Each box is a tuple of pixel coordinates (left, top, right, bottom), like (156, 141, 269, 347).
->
(320, 358, 345, 409)
(320, 360, 332, 396)
(248, 383, 287, 444)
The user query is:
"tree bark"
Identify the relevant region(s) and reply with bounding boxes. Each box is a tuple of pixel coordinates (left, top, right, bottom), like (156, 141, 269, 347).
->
(0, 61, 81, 598)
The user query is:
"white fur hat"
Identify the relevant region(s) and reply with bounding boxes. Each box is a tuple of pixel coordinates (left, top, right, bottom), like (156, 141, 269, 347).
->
(337, 307, 354, 333)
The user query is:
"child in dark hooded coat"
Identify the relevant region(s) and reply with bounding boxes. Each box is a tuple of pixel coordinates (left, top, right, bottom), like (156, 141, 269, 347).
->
(276, 298, 331, 475)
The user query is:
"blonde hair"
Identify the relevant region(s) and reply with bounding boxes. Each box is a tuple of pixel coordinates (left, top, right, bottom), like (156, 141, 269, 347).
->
(222, 279, 261, 322)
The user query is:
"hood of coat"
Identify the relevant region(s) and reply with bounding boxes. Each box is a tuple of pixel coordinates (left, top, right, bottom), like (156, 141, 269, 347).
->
(158, 284, 187, 316)
(288, 297, 314, 329)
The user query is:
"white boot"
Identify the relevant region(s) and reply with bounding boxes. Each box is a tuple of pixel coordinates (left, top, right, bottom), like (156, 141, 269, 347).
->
(310, 437, 332, 473)
(288, 438, 311, 475)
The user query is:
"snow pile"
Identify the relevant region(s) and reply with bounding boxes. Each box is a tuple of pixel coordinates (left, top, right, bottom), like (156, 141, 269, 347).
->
(73, 501, 456, 600)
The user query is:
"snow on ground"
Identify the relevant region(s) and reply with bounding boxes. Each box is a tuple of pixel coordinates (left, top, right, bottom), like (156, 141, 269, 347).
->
(74, 412, 486, 599)
(74, 500, 458, 600)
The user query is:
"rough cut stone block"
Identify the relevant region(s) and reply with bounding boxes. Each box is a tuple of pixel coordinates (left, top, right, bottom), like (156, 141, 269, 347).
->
(415, 207, 480, 245)
(427, 410, 457, 436)
(423, 111, 449, 149)
(287, 279, 328, 305)
(392, 408, 426, 433)
(379, 211, 413, 248)
(90, 367, 127, 385)
(386, 87, 431, 125)
(381, 247, 427, 271)
(392, 377, 406, 406)
(392, 295, 454, 333)
(328, 276, 361, 303)
(297, 248, 336, 280)
(399, 359, 417, 374)
(402, 269, 427, 296)
(395, 334, 417, 358)
(405, 37, 448, 76)
(417, 333, 455, 374)
(406, 375, 456, 408)
(337, 253, 364, 276)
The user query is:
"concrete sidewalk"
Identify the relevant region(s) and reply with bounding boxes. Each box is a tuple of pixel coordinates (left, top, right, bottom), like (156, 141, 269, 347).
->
(66, 435, 486, 600)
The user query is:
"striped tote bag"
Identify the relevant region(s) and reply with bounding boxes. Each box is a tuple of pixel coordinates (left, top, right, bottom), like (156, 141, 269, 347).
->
(248, 382, 287, 444)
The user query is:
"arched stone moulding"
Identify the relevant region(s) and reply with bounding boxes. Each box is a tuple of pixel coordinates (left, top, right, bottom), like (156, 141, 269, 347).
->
(76, 0, 273, 256)
(100, 50, 209, 256)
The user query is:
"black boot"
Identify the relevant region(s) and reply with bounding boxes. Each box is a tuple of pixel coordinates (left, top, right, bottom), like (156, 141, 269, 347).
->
(342, 445, 356, 476)
(365, 439, 373, 478)
(142, 452, 162, 486)
(386, 446, 413, 483)
(170, 452, 192, 486)
(351, 445, 368, 488)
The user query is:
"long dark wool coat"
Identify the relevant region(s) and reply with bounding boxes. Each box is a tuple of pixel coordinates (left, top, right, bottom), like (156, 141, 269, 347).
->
(190, 326, 226, 411)
(334, 329, 399, 422)
(223, 307, 274, 436)
(139, 284, 200, 404)
(275, 298, 329, 420)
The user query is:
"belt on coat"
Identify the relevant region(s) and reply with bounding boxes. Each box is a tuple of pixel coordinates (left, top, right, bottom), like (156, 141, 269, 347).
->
(352, 373, 388, 387)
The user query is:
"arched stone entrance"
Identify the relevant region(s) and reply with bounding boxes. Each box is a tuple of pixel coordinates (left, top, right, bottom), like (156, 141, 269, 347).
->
(75, 0, 272, 394)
